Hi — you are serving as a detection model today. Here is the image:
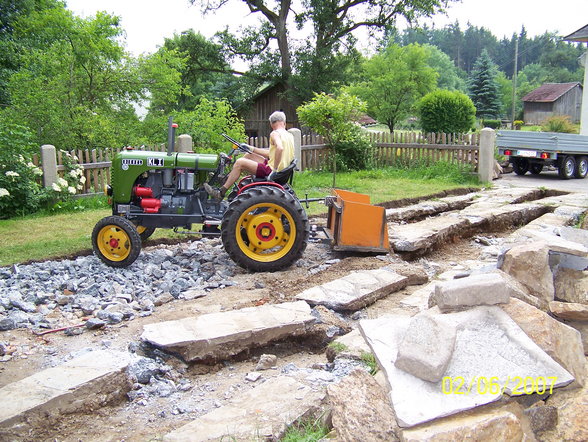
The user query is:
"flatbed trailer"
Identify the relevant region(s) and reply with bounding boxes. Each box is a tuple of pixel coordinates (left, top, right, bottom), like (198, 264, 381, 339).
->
(496, 130, 588, 179)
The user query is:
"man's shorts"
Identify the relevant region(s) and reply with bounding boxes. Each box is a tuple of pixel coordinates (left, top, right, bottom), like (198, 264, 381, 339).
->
(256, 160, 272, 178)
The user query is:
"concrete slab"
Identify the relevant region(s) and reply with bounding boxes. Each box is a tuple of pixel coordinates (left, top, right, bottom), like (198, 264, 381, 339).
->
(295, 267, 408, 311)
(517, 230, 588, 256)
(359, 307, 574, 428)
(399, 283, 435, 313)
(0, 350, 131, 438)
(141, 301, 315, 361)
(538, 193, 588, 208)
(163, 376, 326, 441)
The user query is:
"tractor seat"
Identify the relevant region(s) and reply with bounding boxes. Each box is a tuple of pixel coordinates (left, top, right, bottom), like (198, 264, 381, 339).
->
(268, 158, 297, 185)
(249, 159, 297, 185)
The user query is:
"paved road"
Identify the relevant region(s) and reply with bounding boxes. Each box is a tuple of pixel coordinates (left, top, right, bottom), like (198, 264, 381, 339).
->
(498, 170, 588, 193)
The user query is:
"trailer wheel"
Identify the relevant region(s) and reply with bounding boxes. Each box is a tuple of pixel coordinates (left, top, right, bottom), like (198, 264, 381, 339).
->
(558, 156, 576, 180)
(221, 186, 309, 272)
(512, 158, 529, 175)
(529, 163, 543, 175)
(574, 156, 588, 179)
(92, 216, 141, 267)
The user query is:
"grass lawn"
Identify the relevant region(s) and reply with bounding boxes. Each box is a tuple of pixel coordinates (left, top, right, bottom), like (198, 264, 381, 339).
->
(0, 165, 481, 266)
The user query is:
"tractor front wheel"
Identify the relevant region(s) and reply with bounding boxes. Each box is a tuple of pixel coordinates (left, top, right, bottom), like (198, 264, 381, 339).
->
(221, 186, 309, 272)
(92, 216, 141, 267)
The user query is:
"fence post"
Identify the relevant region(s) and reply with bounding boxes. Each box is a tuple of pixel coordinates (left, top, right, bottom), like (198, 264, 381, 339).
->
(40, 144, 58, 188)
(177, 134, 193, 153)
(288, 128, 302, 170)
(478, 128, 495, 182)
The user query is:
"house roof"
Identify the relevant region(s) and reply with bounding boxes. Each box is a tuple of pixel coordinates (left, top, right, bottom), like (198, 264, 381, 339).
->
(522, 82, 582, 103)
(563, 24, 588, 42)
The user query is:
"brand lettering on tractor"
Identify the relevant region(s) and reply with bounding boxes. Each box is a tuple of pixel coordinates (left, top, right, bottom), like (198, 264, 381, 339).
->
(122, 159, 143, 166)
(148, 157, 164, 167)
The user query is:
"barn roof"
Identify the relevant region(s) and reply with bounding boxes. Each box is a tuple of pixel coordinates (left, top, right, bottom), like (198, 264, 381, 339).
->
(522, 82, 582, 103)
(563, 24, 588, 42)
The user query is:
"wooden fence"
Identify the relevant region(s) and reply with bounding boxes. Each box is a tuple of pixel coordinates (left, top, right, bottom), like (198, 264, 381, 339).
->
(34, 132, 480, 195)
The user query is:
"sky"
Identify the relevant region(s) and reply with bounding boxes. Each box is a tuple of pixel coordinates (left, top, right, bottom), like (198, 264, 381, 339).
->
(65, 0, 588, 57)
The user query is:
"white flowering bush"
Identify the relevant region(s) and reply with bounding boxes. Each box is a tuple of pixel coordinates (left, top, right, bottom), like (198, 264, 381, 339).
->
(48, 151, 86, 196)
(0, 123, 48, 218)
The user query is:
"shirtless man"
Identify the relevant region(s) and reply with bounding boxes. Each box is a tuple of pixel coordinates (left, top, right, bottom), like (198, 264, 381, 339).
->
(204, 111, 295, 200)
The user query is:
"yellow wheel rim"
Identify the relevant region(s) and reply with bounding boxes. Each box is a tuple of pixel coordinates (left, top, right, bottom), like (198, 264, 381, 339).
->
(96, 225, 132, 262)
(236, 202, 296, 263)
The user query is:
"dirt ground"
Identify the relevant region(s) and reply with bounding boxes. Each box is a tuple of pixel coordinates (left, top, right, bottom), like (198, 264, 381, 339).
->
(0, 213, 515, 441)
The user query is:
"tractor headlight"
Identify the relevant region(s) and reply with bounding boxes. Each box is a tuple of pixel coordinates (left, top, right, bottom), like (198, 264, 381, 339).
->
(104, 184, 113, 196)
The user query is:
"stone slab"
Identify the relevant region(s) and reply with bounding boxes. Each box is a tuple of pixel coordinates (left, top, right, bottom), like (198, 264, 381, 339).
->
(359, 307, 574, 428)
(501, 298, 587, 388)
(0, 350, 131, 437)
(401, 403, 531, 442)
(433, 273, 511, 312)
(328, 369, 400, 441)
(549, 301, 588, 321)
(399, 283, 435, 313)
(163, 376, 326, 441)
(295, 267, 408, 311)
(141, 301, 315, 361)
(537, 193, 588, 209)
(389, 216, 470, 252)
(395, 313, 456, 382)
(519, 230, 588, 257)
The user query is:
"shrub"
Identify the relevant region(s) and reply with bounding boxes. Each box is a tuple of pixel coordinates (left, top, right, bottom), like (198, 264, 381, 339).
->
(482, 119, 501, 129)
(418, 90, 476, 134)
(0, 123, 48, 218)
(335, 127, 374, 171)
(541, 115, 577, 133)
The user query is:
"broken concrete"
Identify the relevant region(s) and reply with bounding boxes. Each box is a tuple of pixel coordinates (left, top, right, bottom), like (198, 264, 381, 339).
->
(500, 242, 555, 304)
(360, 306, 573, 427)
(327, 369, 400, 442)
(549, 301, 588, 321)
(400, 283, 436, 313)
(389, 216, 470, 253)
(566, 321, 588, 355)
(163, 376, 326, 441)
(432, 273, 511, 312)
(0, 350, 131, 439)
(501, 298, 587, 387)
(394, 313, 456, 382)
(141, 301, 315, 361)
(295, 267, 408, 311)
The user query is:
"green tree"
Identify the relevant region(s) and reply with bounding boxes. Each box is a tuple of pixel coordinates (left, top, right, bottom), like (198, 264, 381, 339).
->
(418, 89, 476, 133)
(297, 92, 369, 185)
(348, 43, 437, 131)
(191, 0, 455, 98)
(468, 49, 501, 119)
(423, 44, 466, 91)
(3, 6, 183, 148)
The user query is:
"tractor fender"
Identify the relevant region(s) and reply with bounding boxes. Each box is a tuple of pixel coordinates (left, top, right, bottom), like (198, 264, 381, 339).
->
(237, 181, 285, 195)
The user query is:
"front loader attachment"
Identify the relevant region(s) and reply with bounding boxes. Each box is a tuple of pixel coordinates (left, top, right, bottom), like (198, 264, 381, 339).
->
(324, 189, 390, 253)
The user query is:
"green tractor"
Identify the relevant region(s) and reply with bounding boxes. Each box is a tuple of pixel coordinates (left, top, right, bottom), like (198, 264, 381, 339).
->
(92, 120, 309, 272)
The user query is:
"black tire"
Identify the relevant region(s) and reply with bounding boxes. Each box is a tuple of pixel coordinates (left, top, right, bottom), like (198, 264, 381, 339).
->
(92, 216, 142, 267)
(574, 156, 588, 179)
(512, 158, 529, 175)
(529, 163, 543, 175)
(221, 186, 309, 272)
(136, 226, 156, 241)
(558, 155, 576, 180)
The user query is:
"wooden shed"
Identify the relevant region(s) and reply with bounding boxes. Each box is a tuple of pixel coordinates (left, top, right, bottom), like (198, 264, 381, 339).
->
(522, 82, 583, 124)
(240, 82, 300, 138)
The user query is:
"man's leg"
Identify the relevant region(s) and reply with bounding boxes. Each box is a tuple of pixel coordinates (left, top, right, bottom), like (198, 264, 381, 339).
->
(204, 156, 260, 199)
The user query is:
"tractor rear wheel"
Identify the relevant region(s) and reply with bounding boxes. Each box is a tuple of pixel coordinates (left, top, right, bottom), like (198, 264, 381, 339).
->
(221, 186, 309, 272)
(92, 216, 141, 267)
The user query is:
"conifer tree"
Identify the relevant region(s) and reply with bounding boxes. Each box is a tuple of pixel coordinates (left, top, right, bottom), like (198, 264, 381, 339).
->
(468, 49, 502, 119)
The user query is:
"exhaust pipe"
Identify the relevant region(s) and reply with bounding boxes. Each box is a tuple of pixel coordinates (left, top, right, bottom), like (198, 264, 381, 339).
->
(164, 116, 177, 187)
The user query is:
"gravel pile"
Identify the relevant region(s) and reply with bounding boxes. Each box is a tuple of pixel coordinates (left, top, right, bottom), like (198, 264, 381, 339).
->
(0, 238, 240, 332)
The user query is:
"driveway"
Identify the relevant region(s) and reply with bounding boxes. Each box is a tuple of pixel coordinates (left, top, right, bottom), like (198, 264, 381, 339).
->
(498, 170, 588, 193)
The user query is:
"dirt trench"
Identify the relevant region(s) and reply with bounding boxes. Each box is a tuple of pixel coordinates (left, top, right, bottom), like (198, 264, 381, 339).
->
(0, 186, 577, 441)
